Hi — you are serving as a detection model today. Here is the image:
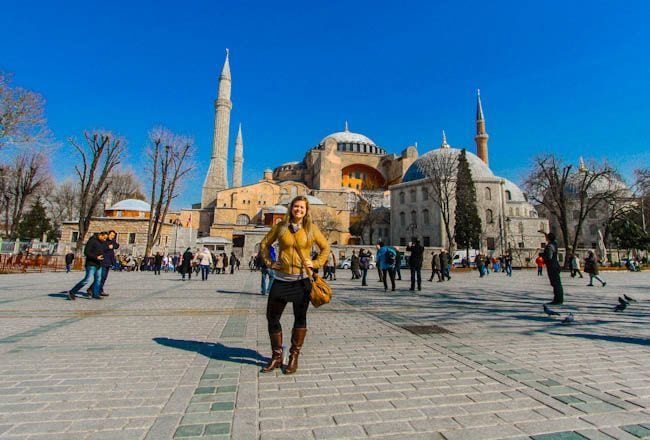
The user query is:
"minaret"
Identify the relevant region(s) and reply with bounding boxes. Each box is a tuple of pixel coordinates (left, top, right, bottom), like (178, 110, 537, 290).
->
(474, 89, 489, 165)
(232, 123, 244, 187)
(202, 49, 232, 208)
(440, 130, 450, 149)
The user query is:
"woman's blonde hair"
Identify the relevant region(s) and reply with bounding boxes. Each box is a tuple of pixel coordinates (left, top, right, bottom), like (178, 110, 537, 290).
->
(280, 195, 313, 236)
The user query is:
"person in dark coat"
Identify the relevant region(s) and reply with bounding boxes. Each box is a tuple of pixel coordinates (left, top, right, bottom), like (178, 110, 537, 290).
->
(90, 229, 119, 296)
(153, 252, 163, 275)
(229, 252, 237, 274)
(584, 250, 606, 287)
(359, 248, 371, 286)
(180, 248, 193, 280)
(65, 252, 75, 273)
(429, 252, 441, 282)
(350, 250, 360, 280)
(406, 237, 424, 291)
(542, 232, 564, 304)
(67, 231, 107, 300)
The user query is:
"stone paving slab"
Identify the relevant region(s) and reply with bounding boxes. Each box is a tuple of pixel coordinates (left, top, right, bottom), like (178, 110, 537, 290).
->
(0, 268, 648, 439)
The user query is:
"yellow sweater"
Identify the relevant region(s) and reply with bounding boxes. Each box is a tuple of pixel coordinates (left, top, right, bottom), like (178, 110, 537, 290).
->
(260, 223, 330, 275)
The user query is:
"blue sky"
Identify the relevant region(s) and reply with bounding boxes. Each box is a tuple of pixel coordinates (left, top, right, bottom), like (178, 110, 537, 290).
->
(2, 0, 649, 208)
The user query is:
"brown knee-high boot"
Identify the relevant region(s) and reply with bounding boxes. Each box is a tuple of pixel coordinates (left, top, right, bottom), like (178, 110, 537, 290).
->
(261, 332, 283, 373)
(284, 328, 307, 375)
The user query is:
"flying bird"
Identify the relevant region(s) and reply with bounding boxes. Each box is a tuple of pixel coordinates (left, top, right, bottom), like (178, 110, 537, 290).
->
(561, 313, 575, 324)
(544, 304, 561, 316)
(614, 302, 627, 312)
(624, 294, 637, 303)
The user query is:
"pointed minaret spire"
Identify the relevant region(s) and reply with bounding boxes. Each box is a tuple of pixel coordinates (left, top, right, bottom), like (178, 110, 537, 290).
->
(440, 130, 450, 149)
(202, 49, 233, 207)
(232, 123, 244, 187)
(474, 89, 489, 165)
(578, 156, 587, 173)
(476, 88, 485, 121)
(344, 120, 350, 132)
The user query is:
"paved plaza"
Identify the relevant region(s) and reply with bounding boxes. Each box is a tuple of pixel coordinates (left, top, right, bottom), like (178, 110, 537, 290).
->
(0, 268, 649, 439)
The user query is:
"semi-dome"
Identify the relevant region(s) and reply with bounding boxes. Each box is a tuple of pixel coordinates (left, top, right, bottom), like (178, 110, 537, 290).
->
(402, 148, 495, 183)
(108, 199, 150, 212)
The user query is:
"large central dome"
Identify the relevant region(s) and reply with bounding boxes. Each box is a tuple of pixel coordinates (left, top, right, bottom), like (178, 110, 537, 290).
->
(315, 123, 386, 155)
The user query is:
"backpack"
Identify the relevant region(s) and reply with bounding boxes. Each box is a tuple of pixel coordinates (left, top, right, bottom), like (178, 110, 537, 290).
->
(385, 248, 396, 266)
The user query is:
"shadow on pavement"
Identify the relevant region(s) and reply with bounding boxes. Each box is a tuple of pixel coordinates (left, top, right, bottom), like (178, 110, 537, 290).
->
(556, 333, 650, 346)
(153, 337, 267, 366)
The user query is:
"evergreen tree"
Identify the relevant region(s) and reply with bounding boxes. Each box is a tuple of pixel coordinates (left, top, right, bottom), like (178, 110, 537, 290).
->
(454, 149, 482, 254)
(16, 197, 53, 240)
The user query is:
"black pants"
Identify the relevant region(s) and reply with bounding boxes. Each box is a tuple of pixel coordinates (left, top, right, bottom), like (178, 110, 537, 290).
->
(410, 267, 421, 290)
(382, 268, 395, 291)
(547, 267, 564, 303)
(361, 268, 368, 286)
(266, 279, 310, 334)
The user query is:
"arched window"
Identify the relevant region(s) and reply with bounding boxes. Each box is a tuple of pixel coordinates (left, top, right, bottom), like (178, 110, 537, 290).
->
(410, 210, 417, 224)
(410, 190, 416, 202)
(518, 222, 524, 233)
(539, 222, 546, 232)
(423, 209, 430, 225)
(509, 207, 513, 216)
(422, 187, 428, 200)
(485, 187, 492, 200)
(486, 209, 494, 224)
(399, 212, 406, 226)
(515, 207, 521, 216)
(399, 192, 405, 204)
(236, 214, 250, 225)
(505, 190, 512, 201)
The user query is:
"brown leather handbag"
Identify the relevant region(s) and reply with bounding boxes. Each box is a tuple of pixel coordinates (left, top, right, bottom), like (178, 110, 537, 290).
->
(293, 237, 332, 308)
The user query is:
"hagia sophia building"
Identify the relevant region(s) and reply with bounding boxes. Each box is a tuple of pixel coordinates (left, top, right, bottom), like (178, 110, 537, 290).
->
(194, 50, 548, 260)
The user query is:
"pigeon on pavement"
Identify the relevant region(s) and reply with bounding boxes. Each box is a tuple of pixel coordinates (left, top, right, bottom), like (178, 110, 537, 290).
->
(624, 294, 637, 303)
(614, 302, 627, 312)
(543, 304, 561, 316)
(619, 296, 630, 306)
(561, 313, 575, 324)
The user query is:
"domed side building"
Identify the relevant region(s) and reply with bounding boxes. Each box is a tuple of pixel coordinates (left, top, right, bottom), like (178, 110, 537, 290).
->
(390, 94, 549, 260)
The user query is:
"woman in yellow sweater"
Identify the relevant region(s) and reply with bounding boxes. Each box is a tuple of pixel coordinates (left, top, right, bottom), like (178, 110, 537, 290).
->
(259, 195, 330, 374)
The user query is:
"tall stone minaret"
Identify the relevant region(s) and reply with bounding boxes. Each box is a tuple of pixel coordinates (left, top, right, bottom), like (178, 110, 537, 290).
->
(232, 123, 244, 187)
(202, 49, 232, 208)
(474, 89, 489, 166)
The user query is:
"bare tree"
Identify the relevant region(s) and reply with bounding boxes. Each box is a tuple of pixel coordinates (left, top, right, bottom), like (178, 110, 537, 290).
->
(70, 131, 126, 254)
(0, 152, 50, 238)
(107, 168, 146, 203)
(311, 210, 343, 241)
(144, 127, 194, 256)
(634, 168, 649, 233)
(415, 150, 457, 250)
(0, 72, 53, 151)
(43, 179, 79, 226)
(524, 154, 626, 262)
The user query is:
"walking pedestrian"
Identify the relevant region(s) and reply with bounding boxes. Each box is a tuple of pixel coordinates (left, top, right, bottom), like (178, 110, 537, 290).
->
(359, 248, 371, 286)
(429, 251, 441, 282)
(259, 195, 330, 375)
(350, 250, 360, 280)
(394, 246, 402, 280)
(180, 248, 193, 280)
(570, 254, 584, 278)
(91, 229, 119, 296)
(197, 247, 212, 281)
(229, 252, 237, 274)
(377, 241, 397, 291)
(65, 251, 74, 273)
(584, 251, 606, 287)
(67, 231, 107, 300)
(440, 250, 451, 281)
(542, 232, 563, 305)
(153, 252, 163, 275)
(406, 237, 424, 291)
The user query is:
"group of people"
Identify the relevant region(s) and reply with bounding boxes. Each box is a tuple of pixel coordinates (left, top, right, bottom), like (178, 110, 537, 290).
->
(66, 230, 119, 300)
(428, 250, 452, 282)
(177, 249, 241, 281)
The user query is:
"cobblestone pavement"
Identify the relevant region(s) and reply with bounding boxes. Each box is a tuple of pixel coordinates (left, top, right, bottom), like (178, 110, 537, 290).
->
(0, 268, 649, 439)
